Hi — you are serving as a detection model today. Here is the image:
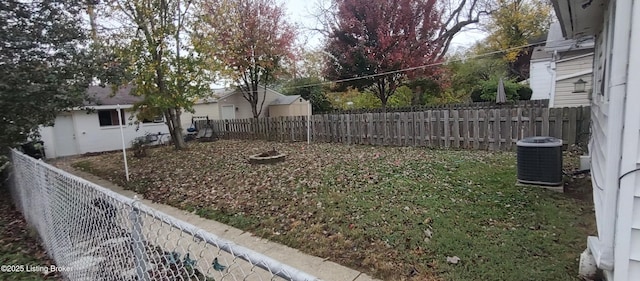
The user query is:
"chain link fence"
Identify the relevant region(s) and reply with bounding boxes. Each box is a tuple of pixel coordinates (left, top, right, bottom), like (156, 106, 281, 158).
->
(7, 150, 320, 281)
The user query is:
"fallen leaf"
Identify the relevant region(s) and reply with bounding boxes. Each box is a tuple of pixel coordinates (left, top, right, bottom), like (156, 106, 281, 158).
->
(446, 256, 460, 264)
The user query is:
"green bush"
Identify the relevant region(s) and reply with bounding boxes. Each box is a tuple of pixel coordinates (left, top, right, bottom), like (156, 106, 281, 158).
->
(517, 86, 533, 100)
(474, 78, 533, 102)
(470, 89, 484, 102)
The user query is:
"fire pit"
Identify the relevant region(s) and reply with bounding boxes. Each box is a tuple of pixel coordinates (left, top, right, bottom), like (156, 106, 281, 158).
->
(248, 149, 286, 164)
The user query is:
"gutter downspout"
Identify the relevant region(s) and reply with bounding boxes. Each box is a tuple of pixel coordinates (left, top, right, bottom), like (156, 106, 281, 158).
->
(548, 50, 558, 107)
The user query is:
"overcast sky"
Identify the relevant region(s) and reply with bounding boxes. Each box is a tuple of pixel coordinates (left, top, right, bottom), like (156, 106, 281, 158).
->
(282, 0, 487, 52)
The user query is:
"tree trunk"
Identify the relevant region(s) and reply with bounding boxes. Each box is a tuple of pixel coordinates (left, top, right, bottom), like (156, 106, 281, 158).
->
(251, 102, 259, 118)
(381, 99, 388, 113)
(377, 79, 389, 113)
(250, 85, 260, 118)
(87, 4, 98, 41)
(167, 108, 187, 149)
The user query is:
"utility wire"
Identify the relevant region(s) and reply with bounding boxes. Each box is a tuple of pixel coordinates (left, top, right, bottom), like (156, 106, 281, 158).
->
(209, 37, 589, 92)
(280, 40, 567, 91)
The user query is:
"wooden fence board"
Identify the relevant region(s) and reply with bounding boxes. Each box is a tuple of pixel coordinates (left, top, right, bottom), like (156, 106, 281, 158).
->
(568, 107, 577, 145)
(452, 110, 460, 148)
(471, 110, 478, 149)
(493, 109, 500, 150)
(482, 110, 489, 150)
(425, 111, 431, 147)
(505, 108, 513, 150)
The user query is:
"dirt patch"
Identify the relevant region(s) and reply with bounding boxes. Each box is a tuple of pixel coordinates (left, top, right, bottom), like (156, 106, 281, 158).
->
(257, 150, 279, 157)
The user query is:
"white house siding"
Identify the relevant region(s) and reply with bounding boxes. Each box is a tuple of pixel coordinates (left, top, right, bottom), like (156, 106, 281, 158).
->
(587, 2, 615, 276)
(587, 0, 640, 279)
(589, 99, 610, 250)
(40, 107, 168, 158)
(529, 60, 553, 100)
(39, 125, 56, 157)
(621, 0, 640, 278)
(73, 109, 168, 154)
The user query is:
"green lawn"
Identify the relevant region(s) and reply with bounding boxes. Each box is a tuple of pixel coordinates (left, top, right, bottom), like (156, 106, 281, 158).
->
(71, 140, 596, 281)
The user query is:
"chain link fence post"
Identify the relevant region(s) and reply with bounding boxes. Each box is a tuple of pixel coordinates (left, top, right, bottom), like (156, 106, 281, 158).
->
(129, 198, 150, 281)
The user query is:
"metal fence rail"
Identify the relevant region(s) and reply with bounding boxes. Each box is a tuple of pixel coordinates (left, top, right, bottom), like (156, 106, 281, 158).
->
(7, 149, 320, 281)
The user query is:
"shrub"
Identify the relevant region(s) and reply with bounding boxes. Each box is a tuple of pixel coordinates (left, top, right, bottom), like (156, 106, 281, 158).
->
(470, 88, 484, 102)
(473, 78, 533, 102)
(131, 137, 149, 158)
(517, 86, 533, 100)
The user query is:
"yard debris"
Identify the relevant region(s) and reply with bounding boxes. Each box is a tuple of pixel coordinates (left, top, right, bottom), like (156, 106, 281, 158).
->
(423, 229, 433, 243)
(409, 267, 419, 276)
(423, 217, 432, 225)
(446, 256, 461, 264)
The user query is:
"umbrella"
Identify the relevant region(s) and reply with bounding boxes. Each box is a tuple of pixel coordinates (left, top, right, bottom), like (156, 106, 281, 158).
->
(496, 77, 507, 104)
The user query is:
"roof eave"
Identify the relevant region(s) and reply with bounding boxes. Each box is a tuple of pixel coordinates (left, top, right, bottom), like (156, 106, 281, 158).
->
(551, 0, 571, 37)
(551, 0, 606, 39)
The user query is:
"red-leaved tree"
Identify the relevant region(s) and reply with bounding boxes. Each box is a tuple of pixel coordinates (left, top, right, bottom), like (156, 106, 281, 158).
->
(324, 0, 443, 109)
(197, 0, 296, 118)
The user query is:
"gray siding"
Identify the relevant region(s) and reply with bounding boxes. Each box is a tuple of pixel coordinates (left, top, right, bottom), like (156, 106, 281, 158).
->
(552, 53, 593, 108)
(553, 73, 592, 107)
(556, 50, 594, 76)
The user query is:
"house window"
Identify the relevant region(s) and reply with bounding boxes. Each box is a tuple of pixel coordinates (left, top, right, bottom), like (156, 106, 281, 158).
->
(142, 115, 164, 124)
(98, 109, 125, 127)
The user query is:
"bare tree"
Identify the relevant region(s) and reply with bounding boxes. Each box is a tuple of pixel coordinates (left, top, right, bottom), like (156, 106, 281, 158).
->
(436, 0, 495, 58)
(310, 0, 496, 58)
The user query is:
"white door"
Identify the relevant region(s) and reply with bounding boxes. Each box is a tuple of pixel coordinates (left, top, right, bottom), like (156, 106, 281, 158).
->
(53, 114, 78, 157)
(221, 105, 236, 120)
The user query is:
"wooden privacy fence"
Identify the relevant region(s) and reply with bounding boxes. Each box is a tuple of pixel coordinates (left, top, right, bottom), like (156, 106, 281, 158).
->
(196, 106, 590, 151)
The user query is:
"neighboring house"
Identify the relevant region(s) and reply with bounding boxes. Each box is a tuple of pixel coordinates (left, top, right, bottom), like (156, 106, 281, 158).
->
(212, 87, 310, 119)
(269, 95, 311, 117)
(552, 1, 640, 280)
(39, 85, 217, 158)
(181, 95, 221, 127)
(40, 85, 310, 158)
(529, 21, 594, 107)
(40, 85, 168, 158)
